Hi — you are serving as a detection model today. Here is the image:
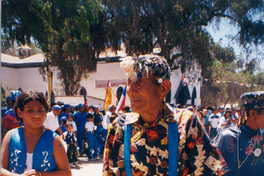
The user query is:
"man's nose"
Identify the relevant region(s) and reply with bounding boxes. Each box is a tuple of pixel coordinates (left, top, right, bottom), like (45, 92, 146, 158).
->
(33, 111, 41, 117)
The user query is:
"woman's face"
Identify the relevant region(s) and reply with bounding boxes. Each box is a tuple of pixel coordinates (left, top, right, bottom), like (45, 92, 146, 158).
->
(197, 112, 202, 119)
(17, 100, 46, 129)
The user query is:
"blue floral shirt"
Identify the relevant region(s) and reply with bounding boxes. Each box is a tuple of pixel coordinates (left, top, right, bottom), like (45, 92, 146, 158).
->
(215, 123, 264, 176)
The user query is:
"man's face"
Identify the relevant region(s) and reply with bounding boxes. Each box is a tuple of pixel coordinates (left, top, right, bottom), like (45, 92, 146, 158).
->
(213, 109, 218, 115)
(219, 109, 224, 113)
(53, 109, 61, 116)
(254, 109, 264, 129)
(65, 107, 71, 113)
(126, 74, 161, 115)
(7, 99, 13, 106)
(95, 107, 100, 114)
(79, 107, 84, 113)
(110, 106, 116, 114)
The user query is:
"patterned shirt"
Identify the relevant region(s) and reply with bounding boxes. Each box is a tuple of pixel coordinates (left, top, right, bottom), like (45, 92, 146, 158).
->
(103, 103, 227, 176)
(215, 123, 264, 176)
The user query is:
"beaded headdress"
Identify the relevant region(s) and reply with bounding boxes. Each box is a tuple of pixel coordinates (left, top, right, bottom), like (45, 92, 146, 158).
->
(239, 91, 264, 125)
(120, 54, 170, 83)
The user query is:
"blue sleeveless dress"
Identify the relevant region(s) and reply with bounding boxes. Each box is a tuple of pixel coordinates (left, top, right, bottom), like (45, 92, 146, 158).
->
(9, 127, 58, 173)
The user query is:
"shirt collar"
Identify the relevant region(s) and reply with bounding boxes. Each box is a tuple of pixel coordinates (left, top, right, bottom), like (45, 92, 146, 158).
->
(128, 103, 176, 128)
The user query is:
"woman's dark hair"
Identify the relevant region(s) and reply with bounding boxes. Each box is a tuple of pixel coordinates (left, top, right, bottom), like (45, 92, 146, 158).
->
(14, 91, 49, 123)
(224, 110, 231, 119)
(198, 111, 204, 118)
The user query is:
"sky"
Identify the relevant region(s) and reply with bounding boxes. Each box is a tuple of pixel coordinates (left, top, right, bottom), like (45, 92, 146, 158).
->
(205, 18, 264, 70)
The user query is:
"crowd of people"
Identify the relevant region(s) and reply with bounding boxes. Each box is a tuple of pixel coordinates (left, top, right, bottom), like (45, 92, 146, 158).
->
(1, 92, 131, 171)
(176, 104, 240, 141)
(1, 54, 264, 176)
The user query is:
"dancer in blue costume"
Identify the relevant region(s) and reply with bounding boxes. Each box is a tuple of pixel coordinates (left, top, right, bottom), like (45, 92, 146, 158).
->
(215, 91, 264, 176)
(73, 103, 87, 156)
(1, 91, 71, 176)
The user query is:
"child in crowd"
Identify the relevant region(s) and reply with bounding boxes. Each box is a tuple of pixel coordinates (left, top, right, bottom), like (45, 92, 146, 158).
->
(85, 113, 100, 161)
(1, 91, 71, 176)
(64, 123, 78, 167)
(67, 113, 77, 137)
(60, 116, 68, 133)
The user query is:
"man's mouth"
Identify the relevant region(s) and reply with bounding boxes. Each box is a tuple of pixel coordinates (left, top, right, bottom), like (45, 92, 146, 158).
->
(131, 99, 140, 103)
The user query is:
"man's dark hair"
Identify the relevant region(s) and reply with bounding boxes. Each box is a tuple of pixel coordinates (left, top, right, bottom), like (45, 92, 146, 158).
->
(245, 107, 264, 117)
(86, 113, 94, 119)
(122, 106, 131, 112)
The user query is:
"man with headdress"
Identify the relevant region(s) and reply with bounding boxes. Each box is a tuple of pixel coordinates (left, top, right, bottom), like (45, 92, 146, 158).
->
(103, 55, 227, 176)
(215, 91, 264, 175)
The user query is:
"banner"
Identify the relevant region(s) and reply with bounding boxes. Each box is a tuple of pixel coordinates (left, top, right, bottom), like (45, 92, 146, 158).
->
(104, 80, 113, 110)
(202, 77, 264, 88)
(83, 89, 89, 109)
(116, 85, 127, 113)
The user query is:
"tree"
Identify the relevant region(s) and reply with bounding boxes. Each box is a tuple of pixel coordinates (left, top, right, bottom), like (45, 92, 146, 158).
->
(201, 58, 263, 107)
(2, 0, 106, 95)
(102, 0, 264, 76)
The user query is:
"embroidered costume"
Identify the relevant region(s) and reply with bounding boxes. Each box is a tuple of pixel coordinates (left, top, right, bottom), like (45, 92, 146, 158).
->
(215, 124, 264, 175)
(9, 127, 57, 174)
(103, 103, 227, 176)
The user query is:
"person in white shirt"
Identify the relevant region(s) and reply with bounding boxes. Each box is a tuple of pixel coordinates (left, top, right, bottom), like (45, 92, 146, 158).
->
(217, 110, 233, 133)
(209, 108, 220, 140)
(218, 106, 225, 117)
(85, 113, 100, 161)
(44, 105, 64, 137)
(103, 104, 117, 130)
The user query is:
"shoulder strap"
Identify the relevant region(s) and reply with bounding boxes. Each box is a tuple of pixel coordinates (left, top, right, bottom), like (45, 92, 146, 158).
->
(168, 114, 178, 176)
(124, 112, 178, 176)
(124, 124, 133, 176)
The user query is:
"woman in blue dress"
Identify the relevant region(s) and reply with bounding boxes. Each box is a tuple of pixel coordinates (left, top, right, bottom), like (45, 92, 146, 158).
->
(1, 91, 71, 176)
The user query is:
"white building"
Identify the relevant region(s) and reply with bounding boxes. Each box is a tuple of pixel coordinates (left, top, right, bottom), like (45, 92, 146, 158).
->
(1, 46, 202, 108)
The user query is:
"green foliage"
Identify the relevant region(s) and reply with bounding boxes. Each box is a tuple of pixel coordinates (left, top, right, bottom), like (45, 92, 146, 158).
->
(201, 59, 263, 107)
(2, 0, 263, 98)
(2, 0, 105, 95)
(102, 0, 263, 76)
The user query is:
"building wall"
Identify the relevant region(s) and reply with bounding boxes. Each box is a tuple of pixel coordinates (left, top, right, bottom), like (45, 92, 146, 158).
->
(1, 61, 131, 108)
(2, 57, 201, 108)
(1, 67, 47, 95)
